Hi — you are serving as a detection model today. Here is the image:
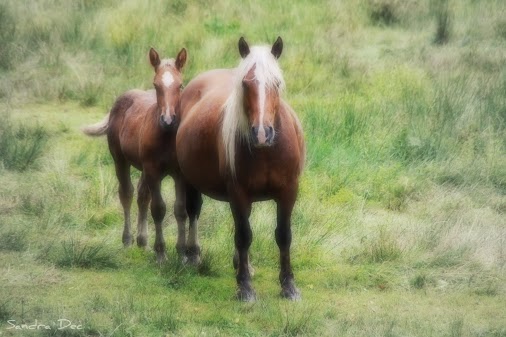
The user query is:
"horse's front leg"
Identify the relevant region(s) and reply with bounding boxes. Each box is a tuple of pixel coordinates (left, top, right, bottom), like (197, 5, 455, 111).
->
(276, 187, 301, 301)
(228, 184, 255, 302)
(144, 165, 167, 264)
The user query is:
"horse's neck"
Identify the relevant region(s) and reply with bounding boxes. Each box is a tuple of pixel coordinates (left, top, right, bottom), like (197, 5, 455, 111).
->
(139, 99, 162, 136)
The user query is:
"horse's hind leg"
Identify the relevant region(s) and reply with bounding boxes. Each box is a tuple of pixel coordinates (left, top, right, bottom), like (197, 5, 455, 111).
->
(185, 184, 202, 265)
(173, 177, 188, 260)
(136, 173, 150, 248)
(275, 188, 301, 301)
(144, 165, 167, 264)
(115, 160, 134, 247)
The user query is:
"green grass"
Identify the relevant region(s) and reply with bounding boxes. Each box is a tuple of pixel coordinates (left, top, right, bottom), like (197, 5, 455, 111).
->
(1, 0, 506, 336)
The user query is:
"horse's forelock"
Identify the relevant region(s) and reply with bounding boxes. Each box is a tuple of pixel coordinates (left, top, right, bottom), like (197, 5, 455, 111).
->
(159, 58, 176, 70)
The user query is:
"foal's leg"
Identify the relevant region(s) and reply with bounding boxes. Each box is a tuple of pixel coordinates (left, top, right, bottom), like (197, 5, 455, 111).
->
(173, 177, 187, 260)
(115, 160, 134, 247)
(136, 173, 150, 248)
(228, 185, 255, 301)
(144, 165, 167, 263)
(185, 184, 203, 265)
(276, 188, 301, 301)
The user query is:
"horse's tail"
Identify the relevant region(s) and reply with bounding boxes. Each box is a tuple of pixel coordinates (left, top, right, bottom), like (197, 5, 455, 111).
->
(81, 112, 110, 137)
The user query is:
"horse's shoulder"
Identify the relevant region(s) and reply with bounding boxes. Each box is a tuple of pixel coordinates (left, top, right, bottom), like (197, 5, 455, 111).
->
(279, 100, 305, 172)
(280, 101, 303, 133)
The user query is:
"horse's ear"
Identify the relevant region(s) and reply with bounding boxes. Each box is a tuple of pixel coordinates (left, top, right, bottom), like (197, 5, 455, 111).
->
(149, 48, 161, 69)
(175, 48, 187, 71)
(238, 37, 250, 58)
(271, 36, 283, 59)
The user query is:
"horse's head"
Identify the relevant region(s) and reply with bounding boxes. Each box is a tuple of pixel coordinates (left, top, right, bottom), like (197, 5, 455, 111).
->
(238, 37, 284, 147)
(149, 47, 187, 131)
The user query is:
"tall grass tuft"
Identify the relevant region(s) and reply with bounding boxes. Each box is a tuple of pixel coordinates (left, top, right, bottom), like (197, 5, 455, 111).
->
(0, 229, 28, 252)
(0, 113, 49, 171)
(432, 0, 451, 45)
(0, 3, 16, 70)
(45, 239, 119, 269)
(369, 0, 398, 26)
(349, 227, 403, 264)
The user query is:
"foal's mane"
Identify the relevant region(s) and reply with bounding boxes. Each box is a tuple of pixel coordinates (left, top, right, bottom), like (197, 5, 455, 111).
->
(221, 46, 285, 177)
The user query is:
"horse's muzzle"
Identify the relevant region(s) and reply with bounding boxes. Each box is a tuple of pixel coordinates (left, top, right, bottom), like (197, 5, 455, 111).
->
(251, 125, 274, 147)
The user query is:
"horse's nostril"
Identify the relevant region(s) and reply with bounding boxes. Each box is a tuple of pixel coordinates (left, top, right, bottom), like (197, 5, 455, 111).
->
(266, 126, 274, 142)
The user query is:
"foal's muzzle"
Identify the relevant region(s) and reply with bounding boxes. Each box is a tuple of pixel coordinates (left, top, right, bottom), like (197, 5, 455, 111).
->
(160, 114, 177, 131)
(251, 125, 274, 147)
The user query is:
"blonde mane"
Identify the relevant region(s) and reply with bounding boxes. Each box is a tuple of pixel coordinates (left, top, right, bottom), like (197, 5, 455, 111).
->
(221, 46, 285, 177)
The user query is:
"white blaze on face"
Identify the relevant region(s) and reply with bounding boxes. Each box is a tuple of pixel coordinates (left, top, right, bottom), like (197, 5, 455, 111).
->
(161, 71, 175, 125)
(256, 70, 267, 144)
(162, 71, 174, 88)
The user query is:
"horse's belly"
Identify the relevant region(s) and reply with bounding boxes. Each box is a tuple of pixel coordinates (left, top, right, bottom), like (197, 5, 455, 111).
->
(180, 156, 228, 201)
(177, 132, 228, 200)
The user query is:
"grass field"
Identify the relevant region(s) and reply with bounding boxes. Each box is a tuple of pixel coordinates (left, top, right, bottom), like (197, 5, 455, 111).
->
(1, 0, 505, 336)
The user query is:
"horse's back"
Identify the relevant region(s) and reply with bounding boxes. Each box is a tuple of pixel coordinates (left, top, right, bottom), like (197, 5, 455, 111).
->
(107, 89, 157, 168)
(177, 69, 236, 199)
(180, 69, 234, 122)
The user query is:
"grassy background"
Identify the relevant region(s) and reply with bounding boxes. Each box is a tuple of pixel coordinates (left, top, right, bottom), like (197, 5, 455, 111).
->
(1, 0, 505, 336)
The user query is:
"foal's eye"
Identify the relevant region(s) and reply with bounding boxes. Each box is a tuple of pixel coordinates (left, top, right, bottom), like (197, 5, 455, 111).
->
(180, 84, 184, 90)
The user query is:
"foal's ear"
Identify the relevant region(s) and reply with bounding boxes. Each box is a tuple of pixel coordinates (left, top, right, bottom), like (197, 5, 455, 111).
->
(271, 36, 283, 59)
(175, 48, 187, 71)
(149, 47, 161, 69)
(238, 37, 250, 59)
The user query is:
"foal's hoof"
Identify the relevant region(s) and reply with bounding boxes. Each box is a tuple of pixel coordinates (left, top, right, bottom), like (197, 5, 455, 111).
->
(184, 246, 201, 266)
(237, 287, 257, 302)
(281, 285, 301, 301)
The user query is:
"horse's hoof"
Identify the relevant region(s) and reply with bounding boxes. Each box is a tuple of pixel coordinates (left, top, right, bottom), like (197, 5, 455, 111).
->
(156, 252, 167, 265)
(237, 285, 256, 302)
(136, 236, 147, 248)
(185, 246, 201, 266)
(122, 235, 133, 247)
(184, 254, 201, 266)
(281, 285, 301, 301)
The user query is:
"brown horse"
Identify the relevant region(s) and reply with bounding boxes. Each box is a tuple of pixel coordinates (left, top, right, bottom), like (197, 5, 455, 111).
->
(82, 48, 201, 264)
(177, 37, 305, 301)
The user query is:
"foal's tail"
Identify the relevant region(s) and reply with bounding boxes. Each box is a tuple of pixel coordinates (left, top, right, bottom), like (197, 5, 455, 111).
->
(81, 112, 110, 137)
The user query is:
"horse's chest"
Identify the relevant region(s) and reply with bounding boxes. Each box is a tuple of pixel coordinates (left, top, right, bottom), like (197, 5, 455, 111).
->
(240, 153, 293, 194)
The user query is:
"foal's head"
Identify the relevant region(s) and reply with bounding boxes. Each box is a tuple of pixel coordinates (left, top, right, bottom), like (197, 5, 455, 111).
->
(149, 47, 187, 130)
(238, 37, 284, 147)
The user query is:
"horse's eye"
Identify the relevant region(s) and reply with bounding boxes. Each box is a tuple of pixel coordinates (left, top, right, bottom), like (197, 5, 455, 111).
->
(180, 84, 184, 90)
